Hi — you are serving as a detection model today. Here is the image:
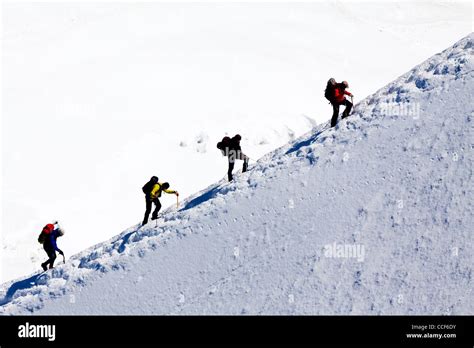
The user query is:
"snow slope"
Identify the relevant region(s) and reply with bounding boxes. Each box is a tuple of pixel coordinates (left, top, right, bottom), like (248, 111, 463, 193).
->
(0, 33, 472, 315)
(2, 1, 472, 283)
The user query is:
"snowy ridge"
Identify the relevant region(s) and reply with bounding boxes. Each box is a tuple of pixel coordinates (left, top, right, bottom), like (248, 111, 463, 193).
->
(3, 1, 471, 285)
(0, 34, 472, 314)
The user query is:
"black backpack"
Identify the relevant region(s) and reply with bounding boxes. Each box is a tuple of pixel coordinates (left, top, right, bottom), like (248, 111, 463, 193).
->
(324, 78, 336, 102)
(216, 136, 231, 151)
(142, 180, 155, 195)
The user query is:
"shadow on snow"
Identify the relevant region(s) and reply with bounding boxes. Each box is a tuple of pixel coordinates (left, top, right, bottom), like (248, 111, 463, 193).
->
(180, 185, 222, 212)
(0, 273, 45, 306)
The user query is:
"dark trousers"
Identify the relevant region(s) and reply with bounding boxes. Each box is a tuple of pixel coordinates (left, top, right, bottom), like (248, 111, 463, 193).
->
(42, 244, 56, 269)
(143, 197, 161, 225)
(331, 99, 353, 127)
(228, 152, 248, 181)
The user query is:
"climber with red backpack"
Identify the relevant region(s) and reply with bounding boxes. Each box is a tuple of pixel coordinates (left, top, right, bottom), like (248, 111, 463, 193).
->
(325, 78, 354, 127)
(216, 134, 249, 181)
(38, 221, 65, 271)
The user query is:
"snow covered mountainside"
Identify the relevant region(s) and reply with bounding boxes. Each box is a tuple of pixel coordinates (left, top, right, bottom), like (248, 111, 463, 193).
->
(1, 34, 472, 315)
(3, 1, 472, 284)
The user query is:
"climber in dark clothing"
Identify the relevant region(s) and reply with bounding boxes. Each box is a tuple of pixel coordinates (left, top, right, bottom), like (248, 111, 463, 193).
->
(217, 134, 249, 181)
(40, 222, 64, 271)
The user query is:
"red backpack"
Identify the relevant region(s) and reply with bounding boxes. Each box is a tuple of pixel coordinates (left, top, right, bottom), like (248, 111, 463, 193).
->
(38, 224, 54, 244)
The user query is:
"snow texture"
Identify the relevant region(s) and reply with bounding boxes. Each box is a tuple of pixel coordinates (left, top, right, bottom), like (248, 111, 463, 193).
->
(0, 34, 473, 315)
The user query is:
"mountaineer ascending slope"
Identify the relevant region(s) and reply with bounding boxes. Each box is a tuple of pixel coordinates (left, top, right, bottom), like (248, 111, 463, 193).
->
(142, 176, 179, 225)
(38, 221, 65, 271)
(325, 79, 354, 127)
(217, 134, 249, 181)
